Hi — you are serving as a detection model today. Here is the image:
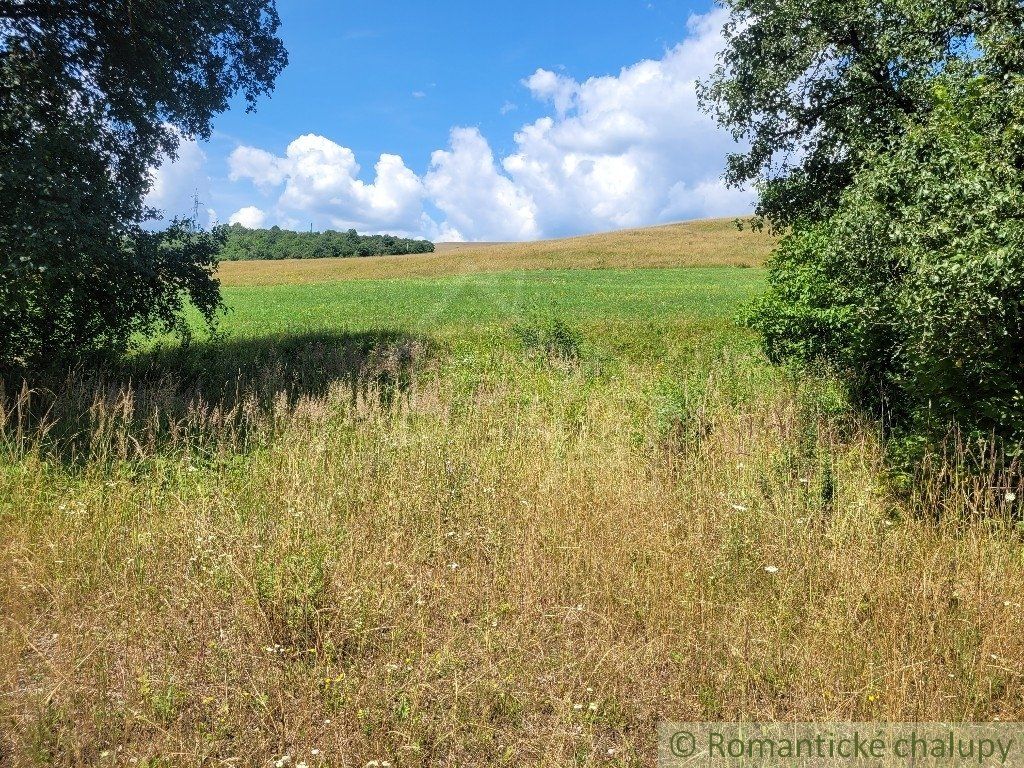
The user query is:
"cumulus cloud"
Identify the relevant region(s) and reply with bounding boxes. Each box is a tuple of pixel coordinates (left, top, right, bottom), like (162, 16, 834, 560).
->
(228, 134, 428, 235)
(223, 9, 751, 240)
(498, 8, 752, 237)
(229, 205, 267, 228)
(523, 69, 578, 116)
(145, 137, 214, 225)
(228, 146, 288, 191)
(424, 128, 539, 242)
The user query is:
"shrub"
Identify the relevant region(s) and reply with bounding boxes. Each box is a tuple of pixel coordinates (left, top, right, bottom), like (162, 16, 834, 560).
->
(748, 73, 1024, 453)
(0, 222, 225, 377)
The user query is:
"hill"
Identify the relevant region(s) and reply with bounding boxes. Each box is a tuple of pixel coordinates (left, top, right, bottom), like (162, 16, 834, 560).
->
(217, 217, 774, 287)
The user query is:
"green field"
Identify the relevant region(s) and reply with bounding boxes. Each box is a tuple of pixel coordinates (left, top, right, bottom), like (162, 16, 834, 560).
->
(4, 232, 1022, 767)
(218, 267, 762, 336)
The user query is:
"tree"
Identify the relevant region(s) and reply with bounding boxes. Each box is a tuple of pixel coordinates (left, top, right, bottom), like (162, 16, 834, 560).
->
(702, 0, 1024, 454)
(748, 71, 1024, 448)
(0, 0, 287, 374)
(698, 0, 1024, 229)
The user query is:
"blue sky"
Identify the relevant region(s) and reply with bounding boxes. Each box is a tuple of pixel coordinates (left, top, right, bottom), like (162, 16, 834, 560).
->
(147, 0, 753, 241)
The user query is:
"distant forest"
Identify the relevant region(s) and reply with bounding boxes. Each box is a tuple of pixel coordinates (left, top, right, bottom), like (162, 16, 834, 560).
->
(219, 224, 435, 260)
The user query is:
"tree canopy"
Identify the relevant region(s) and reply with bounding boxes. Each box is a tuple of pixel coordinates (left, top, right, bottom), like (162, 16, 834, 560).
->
(0, 0, 287, 374)
(698, 0, 1024, 229)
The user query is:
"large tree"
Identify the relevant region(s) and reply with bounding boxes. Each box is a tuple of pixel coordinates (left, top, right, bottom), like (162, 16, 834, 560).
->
(701, 0, 1024, 455)
(698, 0, 1024, 229)
(0, 0, 287, 373)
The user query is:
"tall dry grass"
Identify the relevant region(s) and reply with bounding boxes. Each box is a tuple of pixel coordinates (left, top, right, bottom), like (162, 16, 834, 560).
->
(2, 336, 1023, 767)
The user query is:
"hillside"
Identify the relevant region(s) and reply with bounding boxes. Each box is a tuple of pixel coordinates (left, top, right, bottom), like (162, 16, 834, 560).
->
(217, 217, 774, 287)
(5, 215, 1016, 764)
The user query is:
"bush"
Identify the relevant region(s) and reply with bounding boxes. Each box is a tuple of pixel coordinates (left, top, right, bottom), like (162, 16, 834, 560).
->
(748, 73, 1024, 453)
(0, 222, 224, 377)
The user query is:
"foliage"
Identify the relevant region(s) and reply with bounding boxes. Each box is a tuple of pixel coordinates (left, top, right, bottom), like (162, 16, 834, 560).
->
(0, 223, 227, 371)
(219, 224, 434, 260)
(748, 71, 1024, 450)
(698, 0, 1024, 230)
(0, 0, 287, 375)
(704, 0, 1024, 455)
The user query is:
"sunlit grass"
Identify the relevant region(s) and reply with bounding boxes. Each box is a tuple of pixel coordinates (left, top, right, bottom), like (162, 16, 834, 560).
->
(1, 230, 1022, 766)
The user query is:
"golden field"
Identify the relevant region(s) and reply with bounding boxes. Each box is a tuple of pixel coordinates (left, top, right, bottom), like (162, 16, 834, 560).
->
(216, 218, 774, 287)
(2, 220, 1022, 767)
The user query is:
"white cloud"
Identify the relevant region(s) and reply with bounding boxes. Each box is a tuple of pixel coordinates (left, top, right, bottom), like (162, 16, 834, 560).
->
(145, 137, 214, 225)
(229, 205, 267, 228)
(497, 7, 752, 238)
(228, 134, 427, 235)
(228, 145, 288, 191)
(424, 127, 539, 241)
(222, 9, 751, 241)
(523, 69, 578, 116)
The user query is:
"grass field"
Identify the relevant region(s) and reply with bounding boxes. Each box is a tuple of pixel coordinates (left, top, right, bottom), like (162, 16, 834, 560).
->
(2, 221, 1023, 767)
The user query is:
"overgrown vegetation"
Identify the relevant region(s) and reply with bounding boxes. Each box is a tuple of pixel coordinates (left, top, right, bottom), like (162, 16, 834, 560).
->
(749, 73, 1024, 452)
(219, 223, 435, 260)
(3, 259, 1022, 764)
(701, 0, 1024, 458)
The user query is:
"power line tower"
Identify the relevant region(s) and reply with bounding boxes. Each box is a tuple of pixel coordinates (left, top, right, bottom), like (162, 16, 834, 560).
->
(189, 188, 202, 231)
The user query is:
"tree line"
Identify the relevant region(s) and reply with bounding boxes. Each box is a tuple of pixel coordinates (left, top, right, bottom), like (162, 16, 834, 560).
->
(219, 224, 435, 260)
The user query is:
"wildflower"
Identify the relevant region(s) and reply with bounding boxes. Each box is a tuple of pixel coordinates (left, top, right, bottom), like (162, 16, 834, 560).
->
(608, 748, 618, 756)
(275, 757, 291, 768)
(764, 566, 779, 574)
(311, 750, 321, 756)
(573, 703, 584, 711)
(588, 702, 598, 712)
(1007, 492, 1018, 502)
(448, 562, 460, 571)
(730, 503, 748, 512)
(297, 763, 309, 768)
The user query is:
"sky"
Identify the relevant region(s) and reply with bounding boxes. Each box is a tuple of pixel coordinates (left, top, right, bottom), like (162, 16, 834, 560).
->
(146, 0, 753, 242)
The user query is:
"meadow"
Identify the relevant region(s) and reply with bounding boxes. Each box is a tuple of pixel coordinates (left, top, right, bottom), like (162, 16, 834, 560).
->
(2, 219, 1023, 767)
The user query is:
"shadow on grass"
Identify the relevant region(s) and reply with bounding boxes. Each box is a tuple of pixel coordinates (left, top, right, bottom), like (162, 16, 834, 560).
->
(1, 330, 432, 465)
